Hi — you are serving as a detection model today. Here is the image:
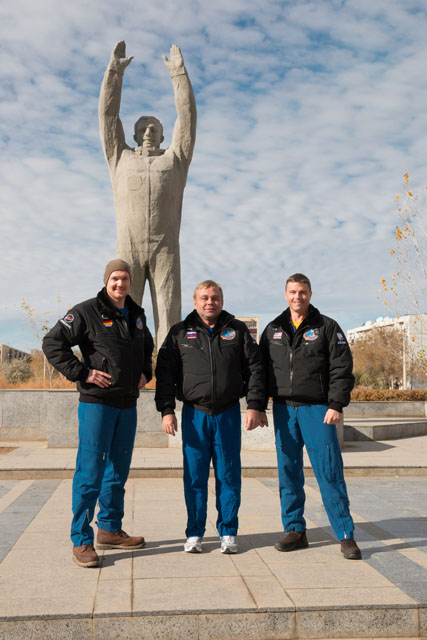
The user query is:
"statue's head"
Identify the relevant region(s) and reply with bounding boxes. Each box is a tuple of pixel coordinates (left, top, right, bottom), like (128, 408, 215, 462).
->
(134, 116, 164, 149)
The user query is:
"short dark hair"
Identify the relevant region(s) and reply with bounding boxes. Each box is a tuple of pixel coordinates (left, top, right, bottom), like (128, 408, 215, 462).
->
(286, 273, 311, 291)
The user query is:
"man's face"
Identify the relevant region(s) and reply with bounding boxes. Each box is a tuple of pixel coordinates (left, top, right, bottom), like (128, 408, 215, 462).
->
(135, 119, 163, 149)
(193, 287, 223, 326)
(285, 281, 312, 316)
(106, 270, 131, 306)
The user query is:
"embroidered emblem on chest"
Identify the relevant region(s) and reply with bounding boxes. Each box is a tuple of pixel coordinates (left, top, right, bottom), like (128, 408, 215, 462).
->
(303, 329, 319, 341)
(186, 330, 197, 339)
(221, 328, 236, 340)
(273, 331, 283, 339)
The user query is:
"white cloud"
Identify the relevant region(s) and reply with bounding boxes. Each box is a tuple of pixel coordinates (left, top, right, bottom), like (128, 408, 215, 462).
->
(1, 0, 427, 351)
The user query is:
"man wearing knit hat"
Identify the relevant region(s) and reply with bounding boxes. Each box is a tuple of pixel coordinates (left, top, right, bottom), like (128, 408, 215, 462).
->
(43, 259, 154, 567)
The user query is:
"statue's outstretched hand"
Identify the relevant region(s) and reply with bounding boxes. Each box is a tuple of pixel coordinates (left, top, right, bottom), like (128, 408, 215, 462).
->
(110, 40, 133, 72)
(163, 44, 184, 72)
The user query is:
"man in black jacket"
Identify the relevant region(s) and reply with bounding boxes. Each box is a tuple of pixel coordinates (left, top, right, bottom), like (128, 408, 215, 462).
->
(155, 280, 267, 554)
(260, 273, 361, 560)
(43, 259, 153, 567)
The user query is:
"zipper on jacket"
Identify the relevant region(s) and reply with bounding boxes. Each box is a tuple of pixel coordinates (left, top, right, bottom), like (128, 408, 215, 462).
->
(289, 349, 293, 394)
(208, 334, 216, 406)
(120, 315, 131, 341)
(288, 322, 305, 395)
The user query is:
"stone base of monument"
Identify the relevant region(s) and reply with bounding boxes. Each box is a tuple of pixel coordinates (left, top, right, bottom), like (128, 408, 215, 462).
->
(0, 389, 168, 448)
(0, 389, 344, 449)
(170, 409, 344, 450)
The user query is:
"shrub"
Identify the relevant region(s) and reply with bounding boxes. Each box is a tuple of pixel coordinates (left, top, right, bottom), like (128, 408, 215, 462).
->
(351, 388, 427, 401)
(1, 358, 32, 384)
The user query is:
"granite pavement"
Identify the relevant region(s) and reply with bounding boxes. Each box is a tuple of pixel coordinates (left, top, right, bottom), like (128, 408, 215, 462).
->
(0, 436, 426, 639)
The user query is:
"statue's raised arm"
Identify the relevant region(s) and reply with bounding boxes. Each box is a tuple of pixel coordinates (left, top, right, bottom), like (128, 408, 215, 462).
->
(163, 45, 197, 166)
(99, 41, 134, 165)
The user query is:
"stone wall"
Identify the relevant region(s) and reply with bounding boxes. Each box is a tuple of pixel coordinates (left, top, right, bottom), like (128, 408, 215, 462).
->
(0, 389, 168, 448)
(0, 390, 347, 449)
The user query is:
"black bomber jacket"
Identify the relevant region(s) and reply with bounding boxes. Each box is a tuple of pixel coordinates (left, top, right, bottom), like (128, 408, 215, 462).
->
(260, 305, 354, 412)
(155, 309, 265, 416)
(42, 288, 154, 408)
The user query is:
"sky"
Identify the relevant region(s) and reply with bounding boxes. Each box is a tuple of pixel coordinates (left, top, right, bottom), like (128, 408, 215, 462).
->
(1, 0, 427, 352)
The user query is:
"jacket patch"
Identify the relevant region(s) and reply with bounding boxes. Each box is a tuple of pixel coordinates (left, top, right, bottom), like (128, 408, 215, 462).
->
(273, 331, 282, 339)
(59, 313, 74, 330)
(103, 320, 113, 327)
(303, 328, 319, 341)
(186, 330, 197, 339)
(136, 317, 143, 330)
(337, 332, 347, 345)
(221, 328, 236, 340)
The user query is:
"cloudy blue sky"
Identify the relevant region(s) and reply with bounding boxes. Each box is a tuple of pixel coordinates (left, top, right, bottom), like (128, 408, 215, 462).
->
(1, 0, 427, 351)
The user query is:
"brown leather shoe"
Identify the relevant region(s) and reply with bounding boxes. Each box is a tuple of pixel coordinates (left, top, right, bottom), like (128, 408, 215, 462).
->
(96, 528, 145, 550)
(275, 529, 308, 552)
(340, 538, 362, 560)
(73, 544, 100, 567)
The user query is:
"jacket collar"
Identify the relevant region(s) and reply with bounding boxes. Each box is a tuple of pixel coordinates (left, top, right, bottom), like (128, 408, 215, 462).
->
(183, 309, 235, 333)
(96, 287, 145, 321)
(272, 304, 322, 331)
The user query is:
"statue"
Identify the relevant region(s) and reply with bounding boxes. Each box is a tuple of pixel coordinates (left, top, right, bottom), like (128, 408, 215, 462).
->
(99, 41, 197, 348)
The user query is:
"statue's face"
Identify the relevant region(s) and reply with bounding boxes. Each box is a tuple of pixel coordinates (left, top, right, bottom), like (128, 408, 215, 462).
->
(134, 119, 163, 149)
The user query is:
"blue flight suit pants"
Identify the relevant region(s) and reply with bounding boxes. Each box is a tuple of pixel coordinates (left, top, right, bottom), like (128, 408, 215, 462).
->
(182, 403, 242, 538)
(71, 402, 137, 546)
(273, 402, 355, 541)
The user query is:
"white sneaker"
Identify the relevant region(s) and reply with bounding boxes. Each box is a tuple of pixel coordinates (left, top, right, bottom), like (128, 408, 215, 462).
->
(220, 535, 238, 554)
(184, 536, 202, 553)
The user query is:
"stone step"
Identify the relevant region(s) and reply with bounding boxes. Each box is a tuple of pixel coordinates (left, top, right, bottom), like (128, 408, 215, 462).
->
(344, 418, 427, 441)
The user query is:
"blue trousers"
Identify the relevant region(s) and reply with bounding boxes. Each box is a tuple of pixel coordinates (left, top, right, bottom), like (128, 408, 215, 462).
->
(273, 402, 354, 541)
(182, 403, 242, 538)
(71, 402, 137, 546)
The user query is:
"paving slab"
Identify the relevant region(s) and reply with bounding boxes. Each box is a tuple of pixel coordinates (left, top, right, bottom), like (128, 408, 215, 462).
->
(0, 439, 427, 638)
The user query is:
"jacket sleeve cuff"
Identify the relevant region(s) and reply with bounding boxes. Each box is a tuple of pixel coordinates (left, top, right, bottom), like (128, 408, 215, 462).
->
(143, 369, 152, 383)
(247, 401, 264, 411)
(328, 401, 343, 413)
(76, 367, 89, 382)
(161, 407, 175, 417)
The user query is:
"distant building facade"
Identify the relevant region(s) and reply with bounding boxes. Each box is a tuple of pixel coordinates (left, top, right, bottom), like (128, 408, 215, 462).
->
(0, 344, 30, 365)
(347, 315, 427, 389)
(236, 316, 259, 342)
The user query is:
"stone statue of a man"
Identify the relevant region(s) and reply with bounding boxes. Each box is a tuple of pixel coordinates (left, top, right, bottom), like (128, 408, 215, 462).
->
(99, 41, 196, 348)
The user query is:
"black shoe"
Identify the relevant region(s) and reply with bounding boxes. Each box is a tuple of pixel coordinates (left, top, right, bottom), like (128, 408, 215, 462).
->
(340, 538, 362, 560)
(275, 529, 308, 552)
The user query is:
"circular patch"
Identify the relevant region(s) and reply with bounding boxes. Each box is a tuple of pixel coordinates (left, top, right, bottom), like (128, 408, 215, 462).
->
(127, 174, 142, 190)
(221, 328, 236, 341)
(63, 313, 74, 323)
(303, 328, 318, 341)
(136, 316, 143, 330)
